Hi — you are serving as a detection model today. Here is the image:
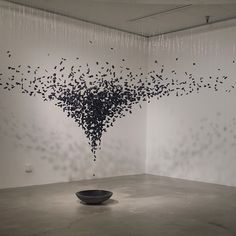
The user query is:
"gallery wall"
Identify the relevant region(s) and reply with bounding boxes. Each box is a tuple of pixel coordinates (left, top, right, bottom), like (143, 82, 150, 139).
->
(0, 1, 148, 189)
(146, 20, 236, 187)
(1, 1, 236, 189)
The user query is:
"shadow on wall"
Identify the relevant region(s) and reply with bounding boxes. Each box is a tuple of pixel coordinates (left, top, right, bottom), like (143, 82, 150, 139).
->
(0, 105, 143, 180)
(148, 112, 236, 185)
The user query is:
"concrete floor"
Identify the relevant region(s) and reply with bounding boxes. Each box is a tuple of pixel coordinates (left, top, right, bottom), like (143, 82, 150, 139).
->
(0, 174, 236, 236)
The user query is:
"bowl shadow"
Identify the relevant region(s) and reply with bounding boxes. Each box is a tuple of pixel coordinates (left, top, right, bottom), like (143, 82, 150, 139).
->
(78, 198, 119, 206)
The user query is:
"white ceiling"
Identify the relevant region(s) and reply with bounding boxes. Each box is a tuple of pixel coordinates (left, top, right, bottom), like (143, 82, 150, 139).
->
(4, 0, 236, 37)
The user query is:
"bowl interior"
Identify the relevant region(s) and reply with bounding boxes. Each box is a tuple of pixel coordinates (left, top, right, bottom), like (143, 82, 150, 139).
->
(78, 190, 112, 197)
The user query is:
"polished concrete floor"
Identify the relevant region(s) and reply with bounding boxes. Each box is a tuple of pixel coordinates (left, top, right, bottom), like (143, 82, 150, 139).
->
(0, 174, 236, 236)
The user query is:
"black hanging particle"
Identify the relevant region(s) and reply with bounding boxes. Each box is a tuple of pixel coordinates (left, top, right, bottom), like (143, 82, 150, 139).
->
(1, 53, 234, 161)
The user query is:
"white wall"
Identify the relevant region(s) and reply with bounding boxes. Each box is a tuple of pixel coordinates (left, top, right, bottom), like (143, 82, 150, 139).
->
(0, 1, 148, 189)
(146, 20, 236, 187)
(1, 1, 236, 189)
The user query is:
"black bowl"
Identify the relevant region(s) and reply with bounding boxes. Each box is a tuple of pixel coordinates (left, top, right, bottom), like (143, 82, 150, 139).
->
(75, 190, 113, 204)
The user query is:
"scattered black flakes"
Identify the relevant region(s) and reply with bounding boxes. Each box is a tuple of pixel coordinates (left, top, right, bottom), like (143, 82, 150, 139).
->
(7, 51, 11, 58)
(0, 52, 235, 160)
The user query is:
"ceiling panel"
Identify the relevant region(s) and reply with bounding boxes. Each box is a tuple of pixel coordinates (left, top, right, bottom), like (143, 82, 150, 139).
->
(2, 0, 236, 37)
(134, 4, 236, 36)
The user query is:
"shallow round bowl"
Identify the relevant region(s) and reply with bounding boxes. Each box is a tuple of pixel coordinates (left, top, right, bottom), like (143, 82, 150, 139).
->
(75, 190, 113, 204)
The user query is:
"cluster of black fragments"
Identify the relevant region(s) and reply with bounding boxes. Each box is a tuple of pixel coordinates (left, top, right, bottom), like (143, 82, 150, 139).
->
(0, 51, 235, 160)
